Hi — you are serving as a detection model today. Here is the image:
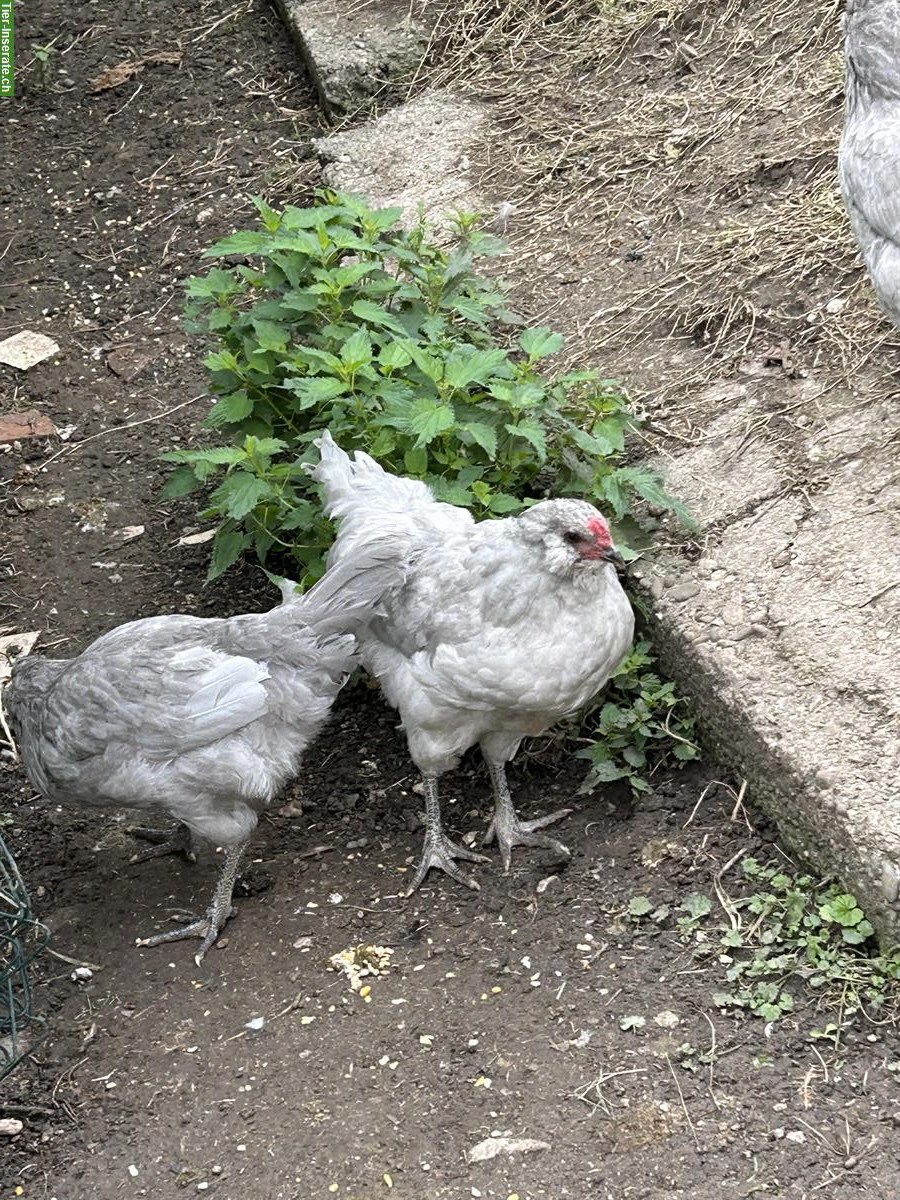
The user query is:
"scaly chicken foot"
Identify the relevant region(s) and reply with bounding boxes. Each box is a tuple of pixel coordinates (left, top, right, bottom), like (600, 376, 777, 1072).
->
(135, 839, 248, 965)
(126, 822, 198, 865)
(405, 776, 488, 896)
(483, 759, 572, 873)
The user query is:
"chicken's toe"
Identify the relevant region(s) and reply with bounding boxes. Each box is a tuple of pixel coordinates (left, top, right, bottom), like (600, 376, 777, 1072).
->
(127, 823, 198, 865)
(485, 806, 573, 873)
(135, 903, 236, 963)
(405, 834, 489, 897)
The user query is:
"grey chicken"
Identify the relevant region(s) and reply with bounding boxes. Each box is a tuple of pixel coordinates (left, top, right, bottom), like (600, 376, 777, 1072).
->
(839, 0, 900, 327)
(4, 546, 398, 962)
(311, 432, 635, 894)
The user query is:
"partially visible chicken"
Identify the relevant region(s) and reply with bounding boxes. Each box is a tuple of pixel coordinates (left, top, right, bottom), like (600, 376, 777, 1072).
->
(3, 546, 398, 962)
(839, 0, 900, 327)
(311, 432, 635, 894)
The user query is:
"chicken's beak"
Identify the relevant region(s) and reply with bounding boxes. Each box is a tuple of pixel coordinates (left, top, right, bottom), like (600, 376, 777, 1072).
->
(601, 547, 626, 571)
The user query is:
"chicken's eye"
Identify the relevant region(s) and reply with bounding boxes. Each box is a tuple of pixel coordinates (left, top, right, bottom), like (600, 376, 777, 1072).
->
(563, 530, 583, 544)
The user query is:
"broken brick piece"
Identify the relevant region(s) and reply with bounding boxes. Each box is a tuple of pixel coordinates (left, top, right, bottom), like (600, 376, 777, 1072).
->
(0, 410, 59, 445)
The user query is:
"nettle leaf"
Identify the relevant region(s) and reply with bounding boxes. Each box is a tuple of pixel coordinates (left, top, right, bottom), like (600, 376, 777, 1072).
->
(404, 342, 444, 384)
(160, 465, 202, 500)
(340, 328, 373, 367)
(164, 446, 247, 466)
(247, 436, 289, 458)
(251, 195, 282, 232)
(211, 471, 272, 520)
(461, 421, 498, 458)
(206, 391, 254, 427)
(283, 376, 348, 409)
(408, 399, 457, 447)
(519, 326, 564, 359)
(379, 341, 414, 370)
(186, 268, 241, 299)
(366, 204, 404, 232)
(252, 319, 290, 353)
(429, 478, 473, 506)
(443, 347, 509, 390)
(204, 230, 271, 257)
(488, 492, 523, 514)
(331, 262, 379, 288)
(207, 525, 249, 581)
(404, 446, 429, 475)
(505, 419, 547, 462)
(350, 299, 407, 335)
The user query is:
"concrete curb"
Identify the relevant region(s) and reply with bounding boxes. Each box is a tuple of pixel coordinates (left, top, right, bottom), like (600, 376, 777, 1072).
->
(274, 0, 433, 119)
(276, 16, 900, 940)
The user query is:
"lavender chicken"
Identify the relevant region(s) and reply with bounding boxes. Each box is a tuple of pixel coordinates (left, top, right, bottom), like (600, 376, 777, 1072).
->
(840, 0, 900, 327)
(4, 546, 397, 962)
(311, 432, 635, 894)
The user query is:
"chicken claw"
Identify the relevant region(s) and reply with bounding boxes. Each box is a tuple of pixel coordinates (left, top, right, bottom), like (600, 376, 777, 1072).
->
(135, 839, 247, 965)
(484, 759, 572, 873)
(406, 834, 488, 896)
(127, 823, 198, 865)
(405, 776, 489, 896)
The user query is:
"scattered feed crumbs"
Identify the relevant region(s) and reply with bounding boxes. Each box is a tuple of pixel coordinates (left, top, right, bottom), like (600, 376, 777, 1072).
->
(328, 943, 394, 998)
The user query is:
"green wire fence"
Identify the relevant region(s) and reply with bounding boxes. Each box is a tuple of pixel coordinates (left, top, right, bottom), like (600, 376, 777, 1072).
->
(1, 831, 49, 1080)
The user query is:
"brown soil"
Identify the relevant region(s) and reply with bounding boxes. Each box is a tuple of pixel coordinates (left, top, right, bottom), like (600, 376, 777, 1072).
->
(2, 2, 900, 1199)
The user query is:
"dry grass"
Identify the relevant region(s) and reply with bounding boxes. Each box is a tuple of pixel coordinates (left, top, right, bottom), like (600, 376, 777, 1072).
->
(414, 0, 899, 397)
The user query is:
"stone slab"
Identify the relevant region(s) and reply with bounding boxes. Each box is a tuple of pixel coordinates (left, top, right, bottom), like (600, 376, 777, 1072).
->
(314, 90, 489, 233)
(274, 0, 433, 118)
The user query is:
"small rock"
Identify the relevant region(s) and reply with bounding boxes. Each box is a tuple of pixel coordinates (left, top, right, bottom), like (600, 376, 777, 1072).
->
(667, 581, 701, 602)
(0, 1119, 23, 1136)
(71, 967, 93, 983)
(244, 1017, 265, 1031)
(654, 1010, 680, 1029)
(0, 330, 60, 370)
(466, 1136, 551, 1164)
(536, 874, 558, 895)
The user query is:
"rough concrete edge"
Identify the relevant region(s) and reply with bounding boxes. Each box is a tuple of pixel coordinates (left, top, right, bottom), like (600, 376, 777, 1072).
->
(636, 577, 900, 941)
(273, 0, 431, 120)
(274, 7, 900, 942)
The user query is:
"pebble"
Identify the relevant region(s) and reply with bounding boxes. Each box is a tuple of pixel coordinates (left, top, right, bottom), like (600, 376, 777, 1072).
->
(667, 581, 701, 601)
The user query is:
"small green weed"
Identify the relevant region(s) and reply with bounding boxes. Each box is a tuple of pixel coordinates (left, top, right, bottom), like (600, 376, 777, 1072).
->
(165, 190, 691, 585)
(30, 43, 56, 89)
(578, 639, 700, 796)
(632, 857, 900, 1031)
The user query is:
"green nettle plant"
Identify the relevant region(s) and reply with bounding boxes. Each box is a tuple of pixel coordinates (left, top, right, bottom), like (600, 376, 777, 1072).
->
(165, 191, 691, 579)
(166, 189, 698, 787)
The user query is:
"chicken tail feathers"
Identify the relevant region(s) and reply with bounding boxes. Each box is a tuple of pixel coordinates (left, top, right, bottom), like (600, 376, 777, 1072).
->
(307, 429, 437, 523)
(294, 539, 403, 637)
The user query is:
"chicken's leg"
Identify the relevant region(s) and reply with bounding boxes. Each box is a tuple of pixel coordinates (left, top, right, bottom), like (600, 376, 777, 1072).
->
(482, 758, 572, 873)
(126, 822, 198, 865)
(136, 838, 249, 965)
(406, 776, 489, 896)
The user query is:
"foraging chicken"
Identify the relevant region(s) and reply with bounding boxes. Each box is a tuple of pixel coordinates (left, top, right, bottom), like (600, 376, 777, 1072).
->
(3, 546, 398, 962)
(311, 432, 634, 894)
(839, 0, 900, 327)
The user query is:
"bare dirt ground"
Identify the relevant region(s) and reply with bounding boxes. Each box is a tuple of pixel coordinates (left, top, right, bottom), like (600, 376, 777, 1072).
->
(2, 2, 900, 1199)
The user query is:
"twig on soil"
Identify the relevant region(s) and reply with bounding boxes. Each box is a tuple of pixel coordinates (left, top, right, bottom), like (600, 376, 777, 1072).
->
(665, 1052, 701, 1150)
(572, 1066, 646, 1117)
(702, 1012, 721, 1110)
(38, 394, 208, 473)
(44, 948, 104, 972)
